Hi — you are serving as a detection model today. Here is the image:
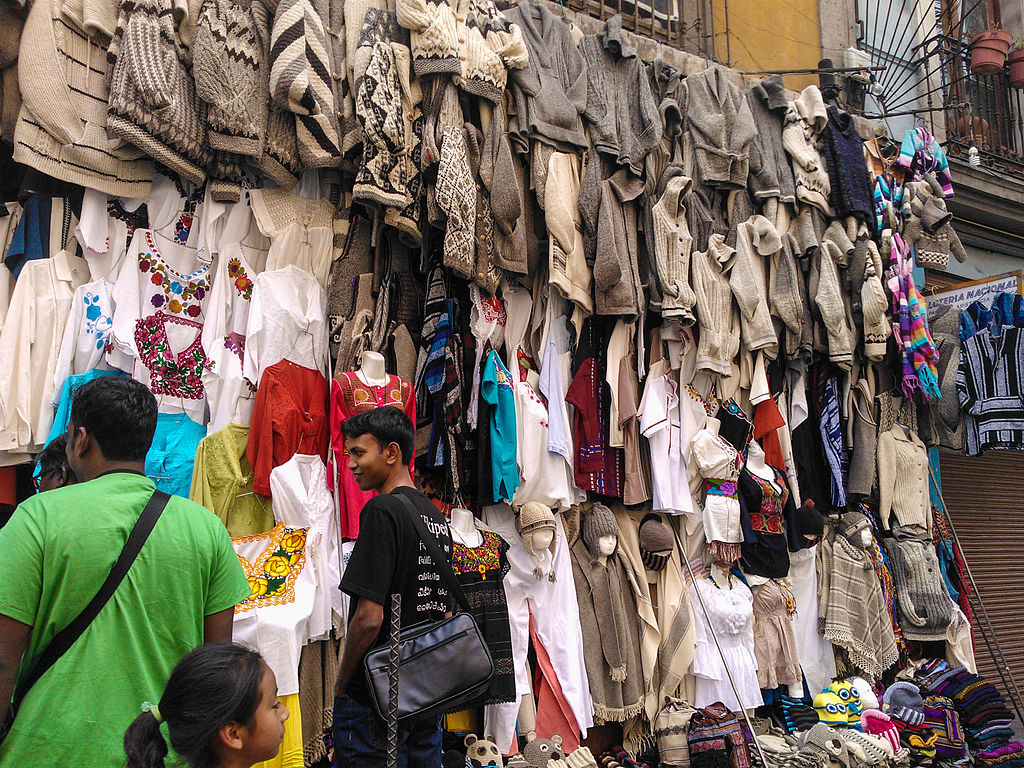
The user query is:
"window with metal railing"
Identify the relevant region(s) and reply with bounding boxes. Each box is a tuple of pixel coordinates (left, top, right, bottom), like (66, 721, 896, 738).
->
(559, 0, 710, 54)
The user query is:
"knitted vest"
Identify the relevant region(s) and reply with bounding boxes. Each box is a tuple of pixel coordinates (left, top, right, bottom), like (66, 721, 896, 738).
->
(107, 0, 211, 184)
(687, 704, 750, 768)
(883, 535, 953, 641)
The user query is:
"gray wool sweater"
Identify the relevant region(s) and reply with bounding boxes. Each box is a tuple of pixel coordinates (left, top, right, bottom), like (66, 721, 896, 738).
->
(580, 16, 661, 175)
(683, 65, 757, 190)
(593, 168, 645, 317)
(503, 0, 588, 152)
(745, 76, 796, 204)
(884, 531, 954, 642)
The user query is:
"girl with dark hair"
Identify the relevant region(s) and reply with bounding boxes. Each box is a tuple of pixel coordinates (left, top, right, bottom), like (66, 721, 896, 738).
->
(123, 642, 288, 768)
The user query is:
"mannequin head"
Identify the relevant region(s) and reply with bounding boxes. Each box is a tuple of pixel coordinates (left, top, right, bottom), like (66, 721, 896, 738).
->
(516, 502, 557, 580)
(638, 514, 674, 571)
(850, 677, 878, 711)
(839, 511, 873, 549)
(582, 503, 619, 558)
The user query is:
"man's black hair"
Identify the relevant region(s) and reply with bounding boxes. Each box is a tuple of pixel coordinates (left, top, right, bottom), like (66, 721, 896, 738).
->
(340, 406, 414, 465)
(69, 377, 157, 462)
(36, 434, 71, 478)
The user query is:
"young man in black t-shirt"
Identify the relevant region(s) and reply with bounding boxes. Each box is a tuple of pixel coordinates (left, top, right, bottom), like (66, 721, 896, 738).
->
(334, 406, 453, 768)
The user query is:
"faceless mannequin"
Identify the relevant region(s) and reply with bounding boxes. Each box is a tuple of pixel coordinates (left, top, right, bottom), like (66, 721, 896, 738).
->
(709, 561, 733, 590)
(357, 350, 389, 387)
(745, 441, 780, 492)
(450, 507, 483, 548)
(857, 529, 872, 548)
(531, 527, 554, 554)
(705, 415, 722, 437)
(596, 533, 618, 567)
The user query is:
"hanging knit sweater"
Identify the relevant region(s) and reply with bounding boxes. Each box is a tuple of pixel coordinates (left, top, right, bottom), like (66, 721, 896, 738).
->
(876, 426, 932, 535)
(884, 530, 953, 642)
(106, 0, 211, 184)
(684, 65, 757, 190)
(745, 75, 796, 204)
(782, 85, 831, 214)
(650, 174, 697, 324)
(820, 106, 874, 225)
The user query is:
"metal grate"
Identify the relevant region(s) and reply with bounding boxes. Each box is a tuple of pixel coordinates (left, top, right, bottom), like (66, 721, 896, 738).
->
(561, 0, 711, 54)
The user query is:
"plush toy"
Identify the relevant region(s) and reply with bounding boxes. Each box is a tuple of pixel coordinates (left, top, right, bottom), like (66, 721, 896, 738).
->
(465, 734, 504, 768)
(519, 733, 565, 768)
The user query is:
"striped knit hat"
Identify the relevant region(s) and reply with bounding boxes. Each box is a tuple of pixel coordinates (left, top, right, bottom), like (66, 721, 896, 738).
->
(883, 682, 925, 727)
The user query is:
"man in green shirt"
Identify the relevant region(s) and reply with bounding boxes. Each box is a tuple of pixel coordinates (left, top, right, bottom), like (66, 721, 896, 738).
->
(0, 377, 251, 767)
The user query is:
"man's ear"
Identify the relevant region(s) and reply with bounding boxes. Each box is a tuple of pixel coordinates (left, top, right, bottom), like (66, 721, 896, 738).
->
(218, 721, 246, 752)
(67, 426, 89, 458)
(385, 441, 403, 465)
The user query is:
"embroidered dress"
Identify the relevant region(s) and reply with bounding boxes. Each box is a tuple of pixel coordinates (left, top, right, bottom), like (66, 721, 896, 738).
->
(191, 423, 276, 536)
(250, 188, 334, 288)
(329, 372, 415, 538)
(109, 229, 211, 423)
(752, 579, 802, 690)
(51, 277, 115, 404)
(201, 242, 269, 434)
(691, 427, 743, 548)
(452, 529, 516, 704)
(233, 522, 318, 696)
(689, 576, 762, 711)
(738, 466, 796, 579)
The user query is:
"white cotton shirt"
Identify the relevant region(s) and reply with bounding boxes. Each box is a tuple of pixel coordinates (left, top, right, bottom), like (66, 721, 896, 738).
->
(270, 453, 344, 639)
(250, 188, 333, 288)
(242, 266, 329, 388)
(51, 277, 115, 402)
(201, 243, 269, 434)
(0, 249, 90, 453)
(638, 372, 698, 515)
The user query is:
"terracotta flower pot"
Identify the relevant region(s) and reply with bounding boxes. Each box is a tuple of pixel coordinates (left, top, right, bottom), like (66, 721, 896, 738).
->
(970, 29, 1013, 75)
(1009, 49, 1024, 87)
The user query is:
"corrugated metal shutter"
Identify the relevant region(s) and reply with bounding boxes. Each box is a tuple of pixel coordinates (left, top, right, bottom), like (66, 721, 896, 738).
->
(938, 449, 1024, 698)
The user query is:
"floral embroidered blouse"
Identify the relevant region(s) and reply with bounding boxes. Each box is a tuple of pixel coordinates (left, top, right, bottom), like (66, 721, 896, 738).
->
(110, 229, 211, 423)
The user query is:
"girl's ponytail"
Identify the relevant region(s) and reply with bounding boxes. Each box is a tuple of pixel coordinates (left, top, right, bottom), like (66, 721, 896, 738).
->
(123, 709, 169, 768)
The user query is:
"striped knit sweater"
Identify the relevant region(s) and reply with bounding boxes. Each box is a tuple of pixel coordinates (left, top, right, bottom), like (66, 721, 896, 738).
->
(14, 0, 153, 196)
(269, 0, 342, 167)
(106, 0, 210, 184)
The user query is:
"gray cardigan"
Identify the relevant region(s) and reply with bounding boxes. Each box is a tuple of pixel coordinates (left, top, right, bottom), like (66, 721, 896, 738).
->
(683, 65, 757, 189)
(580, 16, 661, 175)
(745, 76, 796, 204)
(593, 168, 645, 316)
(504, 0, 588, 152)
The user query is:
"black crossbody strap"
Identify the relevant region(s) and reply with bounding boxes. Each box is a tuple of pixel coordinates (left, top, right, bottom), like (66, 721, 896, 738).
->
(13, 490, 171, 708)
(394, 493, 471, 614)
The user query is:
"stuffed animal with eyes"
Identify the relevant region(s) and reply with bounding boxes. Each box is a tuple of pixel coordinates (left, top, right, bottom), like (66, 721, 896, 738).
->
(465, 734, 504, 768)
(519, 733, 565, 768)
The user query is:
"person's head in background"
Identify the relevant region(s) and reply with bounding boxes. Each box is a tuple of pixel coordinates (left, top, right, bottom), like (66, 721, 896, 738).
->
(124, 642, 288, 768)
(65, 377, 157, 482)
(34, 434, 77, 492)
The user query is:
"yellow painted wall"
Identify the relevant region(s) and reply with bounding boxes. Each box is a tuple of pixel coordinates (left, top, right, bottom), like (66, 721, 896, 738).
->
(711, 0, 823, 91)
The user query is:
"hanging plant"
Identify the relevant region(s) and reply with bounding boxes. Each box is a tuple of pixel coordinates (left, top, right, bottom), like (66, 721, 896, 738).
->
(970, 27, 1013, 75)
(1008, 38, 1024, 87)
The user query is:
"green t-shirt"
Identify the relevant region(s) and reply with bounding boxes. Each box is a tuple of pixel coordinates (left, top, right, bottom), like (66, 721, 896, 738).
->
(0, 472, 251, 768)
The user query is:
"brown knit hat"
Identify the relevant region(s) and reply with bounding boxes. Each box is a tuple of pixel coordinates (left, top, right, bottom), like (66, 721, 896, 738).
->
(639, 514, 674, 571)
(840, 511, 873, 544)
(516, 502, 557, 581)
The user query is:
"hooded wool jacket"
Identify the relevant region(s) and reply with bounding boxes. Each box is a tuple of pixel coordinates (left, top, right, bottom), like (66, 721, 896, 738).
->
(503, 0, 587, 151)
(782, 85, 831, 214)
(580, 16, 660, 176)
(730, 214, 780, 357)
(396, 0, 528, 102)
(650, 174, 696, 324)
(684, 65, 757, 190)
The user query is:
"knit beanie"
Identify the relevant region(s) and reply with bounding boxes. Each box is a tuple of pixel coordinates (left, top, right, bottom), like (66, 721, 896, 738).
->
(862, 710, 902, 755)
(639, 514, 674, 571)
(839, 511, 872, 545)
(883, 682, 926, 727)
(922, 695, 966, 760)
(813, 691, 849, 728)
(582, 503, 619, 556)
(789, 500, 824, 549)
(838, 730, 892, 765)
(799, 723, 851, 768)
(517, 502, 557, 581)
(851, 677, 879, 711)
(772, 695, 819, 734)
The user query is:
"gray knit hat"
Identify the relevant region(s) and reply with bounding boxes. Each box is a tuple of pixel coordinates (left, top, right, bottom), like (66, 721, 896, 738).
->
(516, 502, 557, 581)
(639, 514, 674, 571)
(582, 503, 619, 556)
(839, 511, 872, 544)
(882, 682, 925, 727)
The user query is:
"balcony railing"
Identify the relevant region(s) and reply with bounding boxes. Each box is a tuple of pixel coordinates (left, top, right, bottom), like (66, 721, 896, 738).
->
(560, 0, 711, 54)
(938, 34, 1024, 176)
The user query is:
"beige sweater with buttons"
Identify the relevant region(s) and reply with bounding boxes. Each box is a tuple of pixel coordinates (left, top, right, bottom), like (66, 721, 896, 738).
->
(876, 427, 932, 535)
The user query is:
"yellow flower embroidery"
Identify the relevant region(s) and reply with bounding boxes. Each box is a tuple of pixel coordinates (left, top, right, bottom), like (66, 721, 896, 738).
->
(248, 576, 269, 598)
(168, 299, 182, 314)
(265, 555, 290, 578)
(281, 530, 307, 553)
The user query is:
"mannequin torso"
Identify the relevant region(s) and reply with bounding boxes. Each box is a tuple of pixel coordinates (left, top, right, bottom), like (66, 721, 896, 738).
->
(450, 507, 484, 548)
(357, 351, 389, 387)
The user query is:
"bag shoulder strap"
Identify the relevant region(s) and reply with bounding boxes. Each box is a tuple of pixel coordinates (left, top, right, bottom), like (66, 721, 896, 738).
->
(393, 492, 471, 613)
(13, 489, 171, 708)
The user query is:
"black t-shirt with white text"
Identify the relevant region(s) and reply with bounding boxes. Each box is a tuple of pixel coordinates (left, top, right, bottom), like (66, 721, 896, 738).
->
(340, 485, 453, 704)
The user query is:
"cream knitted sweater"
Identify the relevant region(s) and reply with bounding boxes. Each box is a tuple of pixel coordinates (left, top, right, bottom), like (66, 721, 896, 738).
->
(692, 233, 740, 376)
(650, 174, 696, 324)
(782, 85, 831, 215)
(730, 213, 780, 357)
(876, 427, 932, 535)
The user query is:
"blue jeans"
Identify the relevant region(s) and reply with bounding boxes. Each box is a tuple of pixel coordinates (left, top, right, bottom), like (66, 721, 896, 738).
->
(333, 695, 442, 768)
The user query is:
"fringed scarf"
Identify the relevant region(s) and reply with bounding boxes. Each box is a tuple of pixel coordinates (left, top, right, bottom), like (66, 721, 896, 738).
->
(886, 233, 940, 400)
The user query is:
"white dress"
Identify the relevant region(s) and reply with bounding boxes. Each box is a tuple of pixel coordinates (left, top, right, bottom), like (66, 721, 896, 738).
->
(51, 277, 115, 401)
(689, 576, 762, 711)
(787, 547, 837, 695)
(690, 427, 743, 543)
(269, 453, 344, 640)
(639, 371, 699, 515)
